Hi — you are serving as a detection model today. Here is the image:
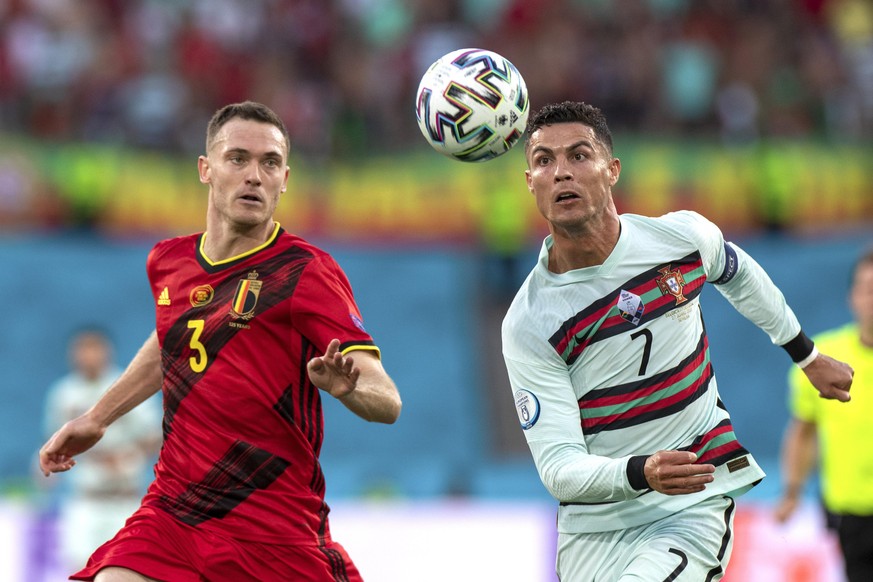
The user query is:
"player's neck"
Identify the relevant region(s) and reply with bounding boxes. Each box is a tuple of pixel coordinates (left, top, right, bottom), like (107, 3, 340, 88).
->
(202, 220, 276, 263)
(548, 214, 620, 273)
(860, 325, 873, 349)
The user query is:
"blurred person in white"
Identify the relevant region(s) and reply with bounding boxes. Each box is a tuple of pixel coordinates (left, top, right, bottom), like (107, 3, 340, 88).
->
(775, 247, 873, 582)
(42, 327, 161, 574)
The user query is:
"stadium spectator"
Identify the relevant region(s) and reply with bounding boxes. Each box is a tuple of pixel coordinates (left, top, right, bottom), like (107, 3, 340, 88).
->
(38, 101, 402, 581)
(41, 327, 161, 575)
(775, 246, 873, 582)
(500, 101, 854, 580)
(0, 0, 871, 161)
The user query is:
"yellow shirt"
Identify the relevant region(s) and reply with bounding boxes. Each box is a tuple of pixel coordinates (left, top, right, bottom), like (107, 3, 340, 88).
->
(788, 323, 873, 515)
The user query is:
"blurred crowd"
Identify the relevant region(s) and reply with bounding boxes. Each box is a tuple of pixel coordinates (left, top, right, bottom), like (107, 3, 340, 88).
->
(0, 0, 872, 162)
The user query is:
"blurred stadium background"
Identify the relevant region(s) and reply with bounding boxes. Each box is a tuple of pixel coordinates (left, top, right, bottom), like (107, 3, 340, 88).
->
(0, 0, 871, 580)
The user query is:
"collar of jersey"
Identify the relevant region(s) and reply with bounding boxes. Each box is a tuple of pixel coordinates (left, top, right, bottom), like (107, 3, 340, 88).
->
(198, 222, 282, 268)
(538, 218, 629, 284)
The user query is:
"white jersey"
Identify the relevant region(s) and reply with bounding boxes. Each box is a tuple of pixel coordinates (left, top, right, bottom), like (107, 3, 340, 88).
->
(502, 211, 800, 534)
(43, 367, 162, 496)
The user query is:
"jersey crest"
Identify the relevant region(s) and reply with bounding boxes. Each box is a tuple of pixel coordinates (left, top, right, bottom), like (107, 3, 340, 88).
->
(656, 266, 687, 304)
(231, 271, 262, 319)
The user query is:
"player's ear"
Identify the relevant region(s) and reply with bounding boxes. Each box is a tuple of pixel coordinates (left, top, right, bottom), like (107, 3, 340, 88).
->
(608, 157, 621, 186)
(281, 166, 290, 193)
(525, 169, 534, 194)
(198, 155, 211, 184)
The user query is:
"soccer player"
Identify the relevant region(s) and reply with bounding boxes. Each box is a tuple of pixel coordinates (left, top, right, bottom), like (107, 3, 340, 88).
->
(42, 327, 161, 574)
(500, 101, 854, 581)
(39, 101, 402, 582)
(775, 246, 873, 582)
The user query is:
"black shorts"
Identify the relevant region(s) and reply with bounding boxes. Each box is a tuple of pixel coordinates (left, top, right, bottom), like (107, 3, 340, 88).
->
(836, 513, 873, 582)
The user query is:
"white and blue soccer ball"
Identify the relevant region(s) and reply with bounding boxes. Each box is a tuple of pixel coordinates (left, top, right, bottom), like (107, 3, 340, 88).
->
(415, 48, 529, 162)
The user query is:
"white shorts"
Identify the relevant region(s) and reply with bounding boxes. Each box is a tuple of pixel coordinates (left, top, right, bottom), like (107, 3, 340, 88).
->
(556, 495, 736, 582)
(58, 496, 142, 571)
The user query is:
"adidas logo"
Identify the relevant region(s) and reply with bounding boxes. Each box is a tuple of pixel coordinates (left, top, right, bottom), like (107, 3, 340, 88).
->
(157, 286, 171, 306)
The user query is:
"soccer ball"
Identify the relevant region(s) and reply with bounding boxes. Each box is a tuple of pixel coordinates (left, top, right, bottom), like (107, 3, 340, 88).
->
(415, 48, 529, 162)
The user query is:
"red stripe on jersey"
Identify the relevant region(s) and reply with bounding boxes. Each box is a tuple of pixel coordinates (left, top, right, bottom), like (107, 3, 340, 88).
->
(581, 360, 712, 430)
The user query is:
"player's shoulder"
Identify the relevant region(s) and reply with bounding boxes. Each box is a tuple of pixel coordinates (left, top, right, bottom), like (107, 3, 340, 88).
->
(149, 232, 201, 261)
(278, 230, 340, 267)
(277, 229, 328, 258)
(623, 210, 723, 247)
(502, 272, 548, 341)
(623, 210, 716, 231)
(276, 230, 352, 283)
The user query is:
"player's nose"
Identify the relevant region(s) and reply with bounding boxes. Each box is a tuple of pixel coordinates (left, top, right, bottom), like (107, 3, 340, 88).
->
(245, 162, 262, 186)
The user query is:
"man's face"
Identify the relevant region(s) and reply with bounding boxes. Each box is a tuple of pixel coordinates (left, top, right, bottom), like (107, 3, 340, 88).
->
(71, 333, 111, 381)
(525, 122, 620, 234)
(198, 118, 289, 228)
(850, 262, 873, 330)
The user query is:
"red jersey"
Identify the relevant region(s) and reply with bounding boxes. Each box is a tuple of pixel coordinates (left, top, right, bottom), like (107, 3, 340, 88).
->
(143, 223, 377, 545)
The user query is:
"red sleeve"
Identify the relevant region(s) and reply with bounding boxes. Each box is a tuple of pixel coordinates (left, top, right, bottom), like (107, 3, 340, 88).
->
(291, 253, 380, 357)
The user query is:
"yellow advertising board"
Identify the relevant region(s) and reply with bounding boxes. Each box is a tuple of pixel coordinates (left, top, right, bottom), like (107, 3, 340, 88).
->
(1, 136, 870, 240)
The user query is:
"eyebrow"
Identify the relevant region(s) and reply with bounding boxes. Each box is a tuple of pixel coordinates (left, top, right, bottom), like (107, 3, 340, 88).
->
(530, 138, 596, 156)
(224, 147, 284, 159)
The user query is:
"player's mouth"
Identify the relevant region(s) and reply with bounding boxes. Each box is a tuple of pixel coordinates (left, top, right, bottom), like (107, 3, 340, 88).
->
(238, 192, 263, 204)
(555, 191, 580, 204)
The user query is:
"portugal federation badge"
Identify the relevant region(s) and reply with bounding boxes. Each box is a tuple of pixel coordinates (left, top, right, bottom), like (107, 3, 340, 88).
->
(656, 265, 687, 304)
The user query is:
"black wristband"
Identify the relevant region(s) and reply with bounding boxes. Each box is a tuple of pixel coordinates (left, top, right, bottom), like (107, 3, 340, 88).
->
(626, 455, 650, 491)
(781, 331, 815, 363)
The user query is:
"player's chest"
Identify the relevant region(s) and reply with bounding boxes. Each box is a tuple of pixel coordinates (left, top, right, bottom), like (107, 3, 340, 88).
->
(153, 263, 296, 336)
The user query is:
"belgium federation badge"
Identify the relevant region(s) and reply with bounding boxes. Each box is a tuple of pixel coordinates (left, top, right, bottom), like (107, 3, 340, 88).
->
(231, 271, 262, 319)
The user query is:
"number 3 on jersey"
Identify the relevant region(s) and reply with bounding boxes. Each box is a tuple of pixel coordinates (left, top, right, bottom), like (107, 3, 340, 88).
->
(187, 319, 208, 372)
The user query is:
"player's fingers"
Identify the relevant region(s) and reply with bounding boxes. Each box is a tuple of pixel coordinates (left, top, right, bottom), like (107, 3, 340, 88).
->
(659, 450, 698, 465)
(668, 475, 712, 492)
(820, 386, 851, 402)
(308, 357, 325, 373)
(325, 339, 340, 357)
(41, 455, 74, 476)
(685, 463, 715, 475)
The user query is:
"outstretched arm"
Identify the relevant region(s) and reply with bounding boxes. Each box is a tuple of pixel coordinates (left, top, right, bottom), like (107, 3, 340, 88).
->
(712, 242, 853, 401)
(307, 339, 401, 424)
(774, 418, 818, 522)
(39, 331, 163, 476)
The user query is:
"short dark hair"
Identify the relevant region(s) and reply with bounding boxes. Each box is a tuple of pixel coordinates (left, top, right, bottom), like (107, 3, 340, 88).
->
(68, 324, 113, 347)
(524, 101, 614, 157)
(852, 246, 873, 283)
(205, 101, 290, 156)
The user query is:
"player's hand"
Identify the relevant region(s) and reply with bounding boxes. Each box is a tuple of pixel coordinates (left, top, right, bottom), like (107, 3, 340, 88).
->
(307, 339, 360, 399)
(803, 353, 853, 402)
(644, 450, 715, 496)
(773, 494, 800, 523)
(38, 413, 107, 477)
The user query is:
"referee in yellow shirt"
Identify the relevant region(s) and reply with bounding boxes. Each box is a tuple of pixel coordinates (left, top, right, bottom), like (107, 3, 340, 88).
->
(776, 247, 873, 582)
